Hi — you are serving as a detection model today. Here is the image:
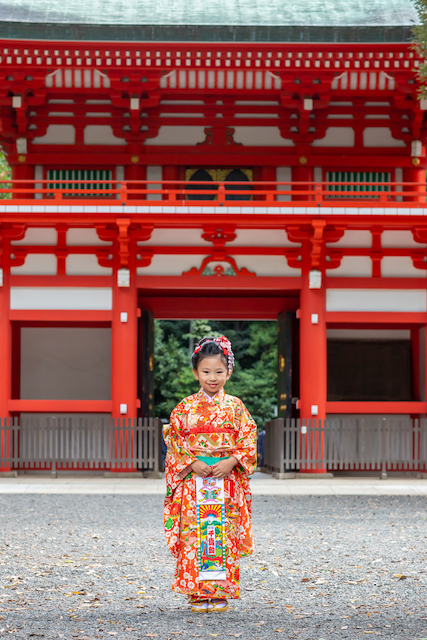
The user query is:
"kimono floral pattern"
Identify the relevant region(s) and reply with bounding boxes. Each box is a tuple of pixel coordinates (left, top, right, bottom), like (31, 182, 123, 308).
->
(164, 388, 257, 600)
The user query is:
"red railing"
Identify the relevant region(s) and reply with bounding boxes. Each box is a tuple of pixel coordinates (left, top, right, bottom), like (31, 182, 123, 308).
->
(0, 179, 426, 207)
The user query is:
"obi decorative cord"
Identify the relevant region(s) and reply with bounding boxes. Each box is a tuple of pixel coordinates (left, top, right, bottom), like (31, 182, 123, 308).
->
(196, 477, 227, 581)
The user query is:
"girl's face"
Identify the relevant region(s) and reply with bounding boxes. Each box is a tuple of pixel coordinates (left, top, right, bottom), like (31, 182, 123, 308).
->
(193, 355, 230, 397)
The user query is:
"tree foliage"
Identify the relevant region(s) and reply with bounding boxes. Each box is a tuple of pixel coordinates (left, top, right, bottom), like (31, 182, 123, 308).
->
(153, 319, 277, 427)
(0, 148, 11, 199)
(413, 1, 427, 97)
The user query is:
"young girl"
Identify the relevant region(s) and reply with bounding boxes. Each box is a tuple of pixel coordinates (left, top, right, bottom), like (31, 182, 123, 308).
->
(163, 336, 257, 613)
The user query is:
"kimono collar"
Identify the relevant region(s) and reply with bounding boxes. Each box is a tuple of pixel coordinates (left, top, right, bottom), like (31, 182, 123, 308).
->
(197, 388, 225, 404)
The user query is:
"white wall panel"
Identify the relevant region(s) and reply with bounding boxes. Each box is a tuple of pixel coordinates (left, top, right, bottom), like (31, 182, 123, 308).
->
(145, 126, 207, 146)
(326, 289, 427, 312)
(146, 166, 162, 201)
(137, 254, 203, 275)
(21, 328, 111, 401)
(276, 167, 291, 201)
(10, 287, 113, 310)
(10, 254, 57, 275)
(233, 229, 299, 247)
(381, 257, 426, 278)
(381, 230, 423, 248)
(328, 230, 372, 248)
(363, 127, 406, 148)
(33, 125, 75, 145)
(139, 228, 204, 247)
(66, 255, 113, 276)
(232, 127, 294, 146)
(326, 256, 372, 278)
(12, 228, 57, 246)
(67, 228, 111, 246)
(234, 255, 301, 276)
(312, 127, 354, 147)
(84, 125, 126, 146)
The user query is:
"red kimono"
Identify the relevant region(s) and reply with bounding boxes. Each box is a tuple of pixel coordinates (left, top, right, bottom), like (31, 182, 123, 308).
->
(163, 388, 257, 600)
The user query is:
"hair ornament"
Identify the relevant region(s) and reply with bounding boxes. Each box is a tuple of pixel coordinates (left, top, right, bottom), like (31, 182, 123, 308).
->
(192, 335, 235, 373)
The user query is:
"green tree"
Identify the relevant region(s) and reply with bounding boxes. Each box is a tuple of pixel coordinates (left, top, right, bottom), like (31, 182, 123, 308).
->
(153, 319, 277, 427)
(0, 148, 11, 199)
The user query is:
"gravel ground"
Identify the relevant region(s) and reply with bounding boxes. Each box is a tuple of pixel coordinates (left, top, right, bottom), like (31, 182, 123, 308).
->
(0, 495, 426, 640)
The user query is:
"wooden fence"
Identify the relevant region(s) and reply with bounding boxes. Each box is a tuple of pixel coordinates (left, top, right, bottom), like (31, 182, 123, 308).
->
(0, 416, 163, 475)
(264, 417, 427, 477)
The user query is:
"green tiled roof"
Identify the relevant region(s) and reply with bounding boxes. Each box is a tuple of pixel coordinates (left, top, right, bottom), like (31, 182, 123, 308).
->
(0, 0, 419, 42)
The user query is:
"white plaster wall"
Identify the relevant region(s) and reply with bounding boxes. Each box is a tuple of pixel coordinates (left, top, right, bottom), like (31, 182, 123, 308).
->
(21, 328, 111, 400)
(326, 256, 372, 278)
(363, 128, 406, 148)
(84, 125, 126, 146)
(233, 229, 299, 248)
(10, 254, 57, 276)
(234, 255, 301, 277)
(314, 167, 323, 183)
(146, 166, 162, 201)
(326, 289, 427, 312)
(232, 127, 294, 146)
(136, 254, 300, 276)
(66, 255, 113, 276)
(381, 257, 426, 278)
(395, 167, 403, 202)
(10, 287, 113, 310)
(12, 228, 57, 246)
(328, 230, 372, 248)
(139, 229, 204, 247)
(35, 166, 43, 200)
(327, 329, 410, 340)
(145, 126, 207, 146)
(276, 167, 292, 201)
(381, 230, 423, 248)
(33, 125, 75, 145)
(67, 228, 111, 246)
(137, 254, 199, 275)
(312, 128, 354, 147)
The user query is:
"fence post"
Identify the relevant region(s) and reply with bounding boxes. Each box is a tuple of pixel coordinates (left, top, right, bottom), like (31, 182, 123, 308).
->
(381, 417, 388, 479)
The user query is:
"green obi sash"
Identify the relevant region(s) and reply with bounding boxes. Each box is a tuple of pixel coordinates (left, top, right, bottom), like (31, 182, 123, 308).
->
(196, 455, 230, 465)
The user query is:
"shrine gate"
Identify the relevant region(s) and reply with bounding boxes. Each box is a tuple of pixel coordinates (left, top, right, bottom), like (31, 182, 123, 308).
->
(0, 0, 426, 473)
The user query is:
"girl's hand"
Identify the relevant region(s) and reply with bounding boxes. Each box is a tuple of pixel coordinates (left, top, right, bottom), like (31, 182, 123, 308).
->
(211, 456, 238, 479)
(190, 460, 212, 477)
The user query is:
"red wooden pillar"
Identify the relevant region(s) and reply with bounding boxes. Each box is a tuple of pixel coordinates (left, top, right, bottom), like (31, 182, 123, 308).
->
(0, 260, 11, 472)
(402, 167, 426, 203)
(11, 163, 34, 199)
(292, 164, 314, 201)
(299, 249, 327, 473)
(111, 268, 138, 420)
(110, 264, 138, 472)
(260, 166, 276, 201)
(163, 165, 178, 202)
(125, 163, 147, 200)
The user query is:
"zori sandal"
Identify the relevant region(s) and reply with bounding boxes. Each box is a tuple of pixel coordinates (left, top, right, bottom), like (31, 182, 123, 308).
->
(211, 599, 229, 613)
(191, 599, 211, 613)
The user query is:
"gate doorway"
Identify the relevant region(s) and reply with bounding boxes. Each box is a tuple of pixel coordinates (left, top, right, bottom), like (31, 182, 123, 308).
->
(137, 284, 299, 426)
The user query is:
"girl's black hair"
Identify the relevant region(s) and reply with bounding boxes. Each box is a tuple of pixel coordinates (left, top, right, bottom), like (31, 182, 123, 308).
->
(191, 336, 228, 370)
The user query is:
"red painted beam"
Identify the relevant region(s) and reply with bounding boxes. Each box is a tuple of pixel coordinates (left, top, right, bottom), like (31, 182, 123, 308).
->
(9, 276, 113, 287)
(9, 400, 112, 413)
(9, 310, 113, 322)
(141, 296, 298, 320)
(136, 275, 302, 292)
(326, 401, 427, 414)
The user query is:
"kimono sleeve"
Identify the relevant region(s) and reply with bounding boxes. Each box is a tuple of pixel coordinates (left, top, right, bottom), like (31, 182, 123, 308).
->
(232, 400, 257, 475)
(164, 401, 197, 475)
